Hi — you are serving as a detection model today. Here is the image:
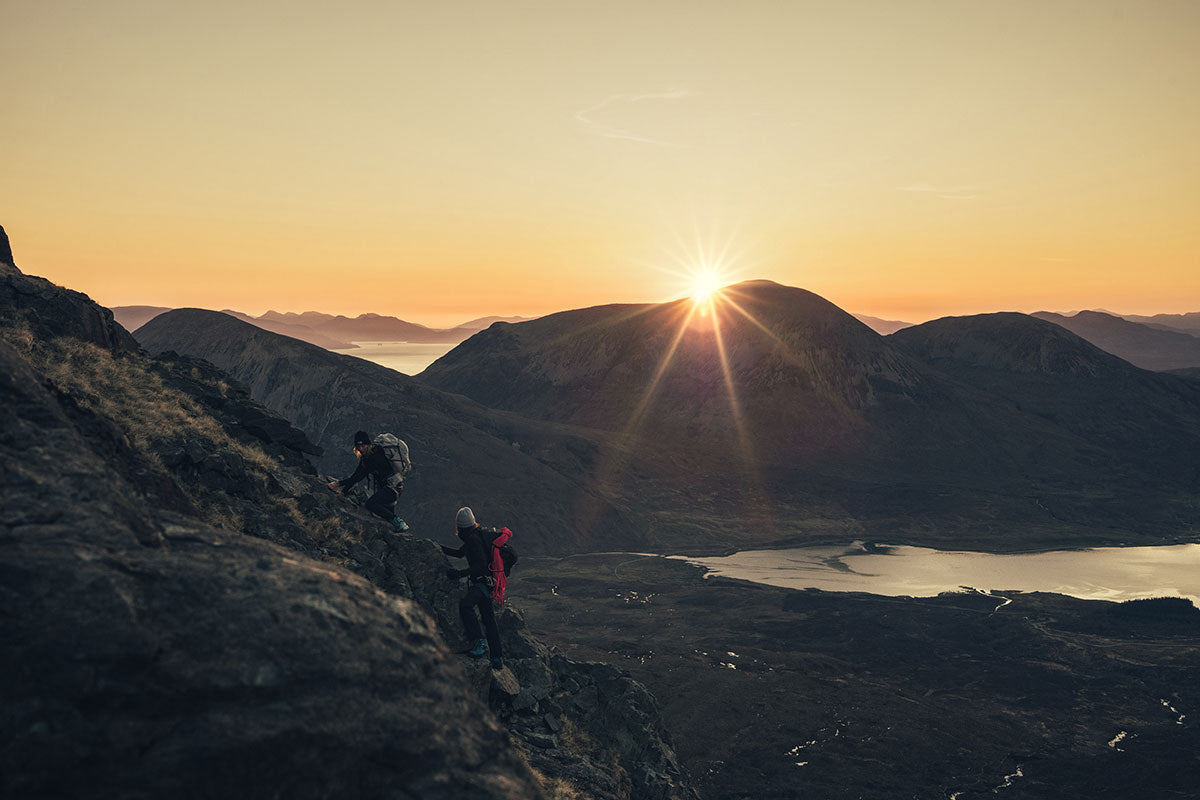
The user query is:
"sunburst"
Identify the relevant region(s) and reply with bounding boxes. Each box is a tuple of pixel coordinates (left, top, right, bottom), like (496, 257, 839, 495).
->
(575, 228, 784, 537)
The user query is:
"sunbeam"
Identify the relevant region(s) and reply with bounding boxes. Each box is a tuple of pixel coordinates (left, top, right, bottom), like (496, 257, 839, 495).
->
(573, 300, 700, 536)
(720, 291, 812, 372)
(708, 295, 776, 534)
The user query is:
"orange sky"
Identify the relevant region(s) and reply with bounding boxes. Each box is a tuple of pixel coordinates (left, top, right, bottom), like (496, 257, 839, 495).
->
(2, 0, 1197, 327)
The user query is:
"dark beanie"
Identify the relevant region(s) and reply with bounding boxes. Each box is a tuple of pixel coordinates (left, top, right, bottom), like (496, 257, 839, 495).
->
(353, 430, 371, 446)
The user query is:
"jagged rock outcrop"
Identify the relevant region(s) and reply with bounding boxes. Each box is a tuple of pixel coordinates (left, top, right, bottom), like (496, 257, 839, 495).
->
(0, 224, 14, 269)
(1, 261, 138, 355)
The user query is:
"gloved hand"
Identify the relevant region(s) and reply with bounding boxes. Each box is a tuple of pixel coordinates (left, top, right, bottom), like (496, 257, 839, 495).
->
(445, 568, 460, 580)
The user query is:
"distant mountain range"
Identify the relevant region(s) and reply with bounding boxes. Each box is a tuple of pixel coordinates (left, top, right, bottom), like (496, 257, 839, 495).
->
(852, 313, 914, 335)
(112, 306, 538, 350)
(1118, 311, 1200, 336)
(1031, 310, 1200, 371)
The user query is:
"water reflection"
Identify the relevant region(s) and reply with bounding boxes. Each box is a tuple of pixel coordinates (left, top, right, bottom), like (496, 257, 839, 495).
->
(332, 341, 458, 375)
(676, 542, 1200, 606)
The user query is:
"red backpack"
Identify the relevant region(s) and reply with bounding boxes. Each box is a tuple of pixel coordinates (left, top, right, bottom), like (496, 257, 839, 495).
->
(486, 527, 516, 606)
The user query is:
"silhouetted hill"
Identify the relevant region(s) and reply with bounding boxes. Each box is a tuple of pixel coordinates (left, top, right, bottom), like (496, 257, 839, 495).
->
(217, 308, 357, 349)
(113, 305, 358, 349)
(1168, 366, 1200, 381)
(1120, 311, 1200, 336)
(892, 312, 1200, 487)
(1032, 310, 1200, 371)
(135, 309, 646, 555)
(421, 280, 934, 461)
(312, 312, 459, 342)
(111, 304, 172, 332)
(852, 313, 914, 334)
(259, 309, 337, 326)
(458, 314, 539, 330)
(896, 312, 1132, 376)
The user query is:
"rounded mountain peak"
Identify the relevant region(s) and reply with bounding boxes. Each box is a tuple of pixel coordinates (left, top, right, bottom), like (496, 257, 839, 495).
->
(890, 312, 1134, 377)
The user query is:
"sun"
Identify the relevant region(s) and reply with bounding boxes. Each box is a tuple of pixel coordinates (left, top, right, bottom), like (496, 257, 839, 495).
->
(690, 270, 724, 304)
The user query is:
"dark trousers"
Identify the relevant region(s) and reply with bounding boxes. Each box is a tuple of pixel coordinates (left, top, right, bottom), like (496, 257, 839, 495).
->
(364, 485, 399, 521)
(459, 582, 502, 658)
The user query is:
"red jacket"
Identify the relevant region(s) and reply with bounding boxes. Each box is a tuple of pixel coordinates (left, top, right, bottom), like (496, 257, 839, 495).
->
(489, 527, 513, 606)
(443, 525, 513, 606)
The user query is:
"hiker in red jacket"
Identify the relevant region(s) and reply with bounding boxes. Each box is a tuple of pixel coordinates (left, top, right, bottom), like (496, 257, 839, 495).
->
(442, 506, 512, 670)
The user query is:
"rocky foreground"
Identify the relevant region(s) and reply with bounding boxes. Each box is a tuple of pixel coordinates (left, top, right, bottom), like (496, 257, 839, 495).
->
(0, 237, 696, 799)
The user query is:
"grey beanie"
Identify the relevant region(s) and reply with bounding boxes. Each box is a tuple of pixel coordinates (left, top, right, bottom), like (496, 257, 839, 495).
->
(456, 507, 476, 528)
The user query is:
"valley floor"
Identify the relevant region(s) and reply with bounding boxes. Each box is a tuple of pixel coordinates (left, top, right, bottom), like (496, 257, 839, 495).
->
(517, 555, 1200, 800)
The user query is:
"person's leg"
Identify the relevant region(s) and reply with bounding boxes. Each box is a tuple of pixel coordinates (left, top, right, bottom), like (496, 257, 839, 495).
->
(477, 592, 502, 660)
(391, 484, 408, 530)
(459, 586, 484, 642)
(365, 486, 397, 521)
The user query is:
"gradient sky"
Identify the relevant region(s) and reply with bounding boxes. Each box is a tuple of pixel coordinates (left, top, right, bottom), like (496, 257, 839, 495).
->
(3, 0, 1198, 326)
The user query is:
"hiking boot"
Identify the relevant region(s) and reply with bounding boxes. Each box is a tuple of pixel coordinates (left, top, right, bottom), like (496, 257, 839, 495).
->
(391, 517, 409, 533)
(490, 657, 503, 671)
(468, 639, 488, 658)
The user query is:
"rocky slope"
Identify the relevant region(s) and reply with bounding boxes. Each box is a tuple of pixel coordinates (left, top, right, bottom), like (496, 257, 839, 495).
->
(1032, 310, 1200, 371)
(134, 308, 647, 555)
(1, 243, 697, 799)
(0, 321, 538, 799)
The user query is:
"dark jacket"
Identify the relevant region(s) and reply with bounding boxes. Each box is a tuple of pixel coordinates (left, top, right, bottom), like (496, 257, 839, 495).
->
(338, 446, 395, 492)
(442, 526, 498, 581)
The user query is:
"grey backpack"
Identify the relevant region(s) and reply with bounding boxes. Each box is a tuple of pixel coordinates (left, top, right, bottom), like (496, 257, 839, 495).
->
(372, 432, 412, 488)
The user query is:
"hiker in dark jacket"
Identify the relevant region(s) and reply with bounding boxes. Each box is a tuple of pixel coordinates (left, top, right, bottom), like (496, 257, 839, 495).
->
(442, 506, 510, 670)
(328, 430, 409, 532)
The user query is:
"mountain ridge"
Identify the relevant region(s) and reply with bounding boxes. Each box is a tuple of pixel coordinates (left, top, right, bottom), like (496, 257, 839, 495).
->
(1032, 309, 1200, 371)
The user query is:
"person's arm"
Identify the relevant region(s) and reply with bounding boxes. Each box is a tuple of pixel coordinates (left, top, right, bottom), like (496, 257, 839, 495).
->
(446, 540, 480, 579)
(337, 457, 370, 491)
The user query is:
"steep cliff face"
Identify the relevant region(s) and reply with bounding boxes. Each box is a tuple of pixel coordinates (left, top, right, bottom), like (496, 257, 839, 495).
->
(0, 259, 698, 800)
